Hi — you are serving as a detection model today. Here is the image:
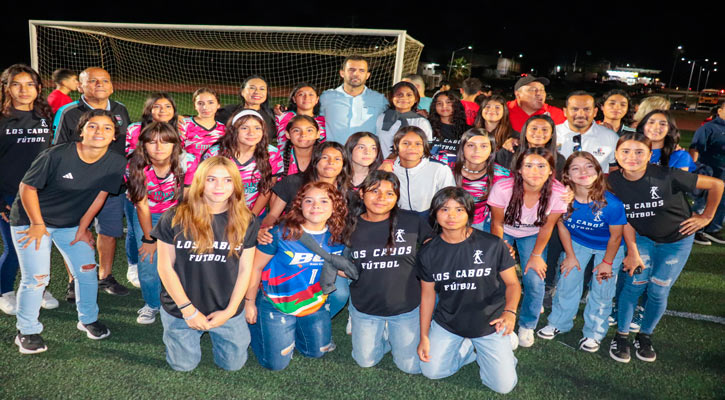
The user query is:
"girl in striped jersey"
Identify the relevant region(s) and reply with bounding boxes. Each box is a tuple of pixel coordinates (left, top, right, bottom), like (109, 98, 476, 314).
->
(275, 83, 326, 147)
(126, 122, 184, 324)
(453, 128, 507, 233)
(181, 88, 225, 183)
(194, 110, 282, 215)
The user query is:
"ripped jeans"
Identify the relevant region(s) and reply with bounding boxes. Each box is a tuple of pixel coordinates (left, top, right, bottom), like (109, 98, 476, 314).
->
(11, 225, 99, 334)
(617, 233, 694, 335)
(249, 291, 332, 371)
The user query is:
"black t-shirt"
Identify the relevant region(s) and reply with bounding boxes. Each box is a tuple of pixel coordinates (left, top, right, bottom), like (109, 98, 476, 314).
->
(608, 164, 698, 243)
(9, 143, 126, 227)
(349, 211, 432, 316)
(272, 173, 304, 213)
(416, 229, 515, 338)
(0, 110, 52, 197)
(151, 209, 260, 318)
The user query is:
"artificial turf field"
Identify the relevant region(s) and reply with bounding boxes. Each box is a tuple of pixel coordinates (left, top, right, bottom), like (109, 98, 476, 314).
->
(1, 92, 723, 399)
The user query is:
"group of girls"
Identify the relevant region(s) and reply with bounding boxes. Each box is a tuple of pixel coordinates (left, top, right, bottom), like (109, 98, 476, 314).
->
(2, 63, 723, 395)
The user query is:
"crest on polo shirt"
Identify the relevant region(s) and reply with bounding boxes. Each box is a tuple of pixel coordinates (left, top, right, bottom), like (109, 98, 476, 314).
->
(593, 147, 607, 157)
(114, 115, 123, 126)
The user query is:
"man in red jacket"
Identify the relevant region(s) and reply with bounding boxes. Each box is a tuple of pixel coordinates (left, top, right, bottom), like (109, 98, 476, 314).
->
(507, 76, 566, 133)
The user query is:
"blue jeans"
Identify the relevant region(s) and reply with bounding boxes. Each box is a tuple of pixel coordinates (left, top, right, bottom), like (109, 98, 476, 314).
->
(547, 242, 624, 341)
(11, 225, 98, 334)
(1, 194, 18, 294)
(504, 232, 547, 329)
(123, 196, 139, 265)
(617, 233, 694, 335)
(694, 170, 725, 233)
(348, 302, 420, 374)
(249, 292, 332, 371)
(159, 308, 250, 371)
(132, 212, 162, 309)
(325, 274, 349, 318)
(420, 321, 518, 394)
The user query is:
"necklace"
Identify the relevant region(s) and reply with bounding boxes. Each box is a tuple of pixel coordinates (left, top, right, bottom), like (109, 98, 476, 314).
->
(462, 165, 484, 174)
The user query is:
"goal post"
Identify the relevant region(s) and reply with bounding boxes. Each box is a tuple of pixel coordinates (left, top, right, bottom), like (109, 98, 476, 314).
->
(28, 20, 424, 119)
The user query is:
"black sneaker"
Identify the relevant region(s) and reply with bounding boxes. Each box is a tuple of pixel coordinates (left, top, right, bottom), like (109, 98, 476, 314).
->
(98, 274, 129, 296)
(694, 232, 712, 246)
(15, 332, 48, 354)
(702, 230, 725, 245)
(77, 321, 111, 340)
(609, 333, 630, 363)
(66, 280, 76, 303)
(634, 333, 656, 362)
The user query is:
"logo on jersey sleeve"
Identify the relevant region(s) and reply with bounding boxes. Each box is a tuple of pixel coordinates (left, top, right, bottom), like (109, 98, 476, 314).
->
(473, 250, 484, 264)
(395, 229, 406, 242)
(650, 186, 661, 200)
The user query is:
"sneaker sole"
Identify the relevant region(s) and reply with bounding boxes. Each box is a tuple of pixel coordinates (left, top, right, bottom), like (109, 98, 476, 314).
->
(635, 351, 656, 362)
(536, 330, 558, 340)
(15, 336, 47, 354)
(693, 239, 712, 246)
(41, 301, 59, 310)
(702, 232, 725, 245)
(579, 343, 600, 353)
(136, 316, 157, 325)
(0, 307, 17, 315)
(100, 288, 129, 296)
(630, 325, 641, 333)
(76, 322, 111, 340)
(609, 348, 631, 363)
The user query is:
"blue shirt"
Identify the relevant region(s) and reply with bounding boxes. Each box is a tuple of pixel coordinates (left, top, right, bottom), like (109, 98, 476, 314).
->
(691, 116, 725, 175)
(650, 149, 696, 172)
(418, 97, 432, 112)
(563, 191, 627, 250)
(319, 85, 388, 144)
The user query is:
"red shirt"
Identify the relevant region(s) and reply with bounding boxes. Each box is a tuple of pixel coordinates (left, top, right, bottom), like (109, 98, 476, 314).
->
(461, 100, 480, 126)
(507, 99, 566, 132)
(47, 90, 73, 114)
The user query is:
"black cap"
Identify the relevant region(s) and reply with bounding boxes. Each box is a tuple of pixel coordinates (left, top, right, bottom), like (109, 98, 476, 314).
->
(514, 76, 551, 92)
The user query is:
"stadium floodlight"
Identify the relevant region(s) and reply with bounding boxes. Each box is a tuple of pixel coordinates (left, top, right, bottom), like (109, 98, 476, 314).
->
(29, 20, 424, 119)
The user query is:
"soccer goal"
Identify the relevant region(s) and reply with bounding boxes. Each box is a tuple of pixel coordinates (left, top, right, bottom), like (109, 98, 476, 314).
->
(29, 20, 424, 119)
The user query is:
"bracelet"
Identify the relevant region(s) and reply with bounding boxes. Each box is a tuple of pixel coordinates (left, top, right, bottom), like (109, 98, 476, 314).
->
(503, 309, 517, 316)
(602, 259, 613, 266)
(141, 236, 156, 244)
(178, 302, 192, 310)
(531, 253, 542, 258)
(244, 297, 256, 302)
(183, 309, 198, 321)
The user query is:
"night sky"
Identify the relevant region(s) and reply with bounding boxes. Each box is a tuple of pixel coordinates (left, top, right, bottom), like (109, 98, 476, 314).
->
(2, 2, 720, 88)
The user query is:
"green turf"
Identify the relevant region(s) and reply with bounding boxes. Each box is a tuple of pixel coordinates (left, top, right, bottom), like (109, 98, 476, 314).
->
(0, 235, 723, 400)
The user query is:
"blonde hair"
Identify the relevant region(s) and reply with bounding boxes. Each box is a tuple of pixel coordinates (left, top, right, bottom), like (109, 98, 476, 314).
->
(172, 156, 253, 257)
(633, 96, 670, 125)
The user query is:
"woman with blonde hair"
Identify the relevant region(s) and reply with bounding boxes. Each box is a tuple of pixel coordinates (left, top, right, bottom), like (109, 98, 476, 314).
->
(631, 96, 670, 129)
(152, 156, 259, 371)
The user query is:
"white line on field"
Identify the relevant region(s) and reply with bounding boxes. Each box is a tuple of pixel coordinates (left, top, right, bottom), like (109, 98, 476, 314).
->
(664, 310, 725, 324)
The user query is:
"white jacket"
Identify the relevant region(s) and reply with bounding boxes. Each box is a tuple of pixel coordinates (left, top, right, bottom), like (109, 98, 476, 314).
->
(393, 157, 455, 213)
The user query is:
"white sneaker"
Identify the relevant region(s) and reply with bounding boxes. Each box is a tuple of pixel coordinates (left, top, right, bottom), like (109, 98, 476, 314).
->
(579, 337, 600, 353)
(41, 290, 59, 310)
(536, 325, 560, 340)
(136, 305, 159, 324)
(127, 264, 140, 288)
(509, 333, 519, 351)
(0, 291, 17, 315)
(517, 327, 535, 348)
(346, 316, 352, 335)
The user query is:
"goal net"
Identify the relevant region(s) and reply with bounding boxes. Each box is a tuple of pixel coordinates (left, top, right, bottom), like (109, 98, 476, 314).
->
(29, 21, 424, 120)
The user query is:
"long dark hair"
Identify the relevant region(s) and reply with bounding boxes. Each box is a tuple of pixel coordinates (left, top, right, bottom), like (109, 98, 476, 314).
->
(210, 112, 274, 195)
(636, 110, 679, 168)
(127, 122, 184, 204)
(238, 75, 274, 123)
(429, 187, 475, 234)
(302, 141, 352, 199)
(285, 82, 321, 115)
(139, 92, 179, 131)
(454, 129, 496, 196)
(282, 114, 321, 175)
(353, 170, 400, 249)
(388, 81, 420, 111)
(344, 131, 383, 172)
(428, 91, 468, 140)
(504, 148, 556, 227)
(561, 151, 609, 218)
(473, 94, 511, 148)
(514, 114, 558, 170)
(0, 64, 52, 119)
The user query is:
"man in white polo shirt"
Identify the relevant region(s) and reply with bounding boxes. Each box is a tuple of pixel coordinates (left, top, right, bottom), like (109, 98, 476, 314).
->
(556, 91, 619, 173)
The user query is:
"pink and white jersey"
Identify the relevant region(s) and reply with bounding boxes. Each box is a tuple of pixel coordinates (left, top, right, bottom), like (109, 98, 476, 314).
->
(197, 144, 283, 208)
(143, 166, 179, 214)
(275, 111, 326, 147)
(487, 177, 568, 238)
(180, 116, 226, 169)
(125, 122, 142, 156)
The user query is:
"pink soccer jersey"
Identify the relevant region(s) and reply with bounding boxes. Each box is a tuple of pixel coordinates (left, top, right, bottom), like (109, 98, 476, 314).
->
(125, 122, 142, 156)
(180, 116, 226, 169)
(143, 166, 179, 214)
(275, 111, 326, 148)
(193, 144, 283, 208)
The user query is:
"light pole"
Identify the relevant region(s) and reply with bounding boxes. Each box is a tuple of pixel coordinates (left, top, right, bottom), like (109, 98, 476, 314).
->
(448, 45, 473, 78)
(684, 58, 711, 110)
(668, 45, 684, 89)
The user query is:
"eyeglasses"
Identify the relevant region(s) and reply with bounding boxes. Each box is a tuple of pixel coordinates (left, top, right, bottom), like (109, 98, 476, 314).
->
(573, 134, 582, 152)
